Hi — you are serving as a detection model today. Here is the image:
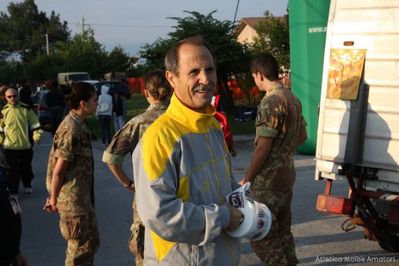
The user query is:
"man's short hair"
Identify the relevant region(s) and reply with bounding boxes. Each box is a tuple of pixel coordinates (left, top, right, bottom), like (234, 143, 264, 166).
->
(164, 35, 215, 74)
(251, 54, 279, 81)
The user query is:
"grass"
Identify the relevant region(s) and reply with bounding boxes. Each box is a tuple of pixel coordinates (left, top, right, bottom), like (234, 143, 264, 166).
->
(87, 93, 256, 139)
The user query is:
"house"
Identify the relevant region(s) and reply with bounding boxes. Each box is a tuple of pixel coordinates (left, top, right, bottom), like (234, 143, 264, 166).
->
(235, 16, 287, 45)
(235, 17, 264, 44)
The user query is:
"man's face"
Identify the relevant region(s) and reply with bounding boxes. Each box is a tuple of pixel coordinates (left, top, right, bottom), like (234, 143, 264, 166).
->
(166, 43, 217, 113)
(5, 89, 19, 105)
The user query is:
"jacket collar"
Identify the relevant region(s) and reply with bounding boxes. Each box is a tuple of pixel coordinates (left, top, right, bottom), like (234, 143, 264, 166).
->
(147, 101, 169, 112)
(267, 83, 284, 96)
(5, 101, 21, 108)
(166, 93, 216, 133)
(69, 110, 84, 124)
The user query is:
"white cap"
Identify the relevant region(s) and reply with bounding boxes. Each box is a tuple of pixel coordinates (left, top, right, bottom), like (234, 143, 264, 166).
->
(226, 182, 272, 241)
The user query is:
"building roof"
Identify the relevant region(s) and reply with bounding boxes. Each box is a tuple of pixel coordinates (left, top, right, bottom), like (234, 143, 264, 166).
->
(235, 16, 287, 37)
(235, 17, 265, 36)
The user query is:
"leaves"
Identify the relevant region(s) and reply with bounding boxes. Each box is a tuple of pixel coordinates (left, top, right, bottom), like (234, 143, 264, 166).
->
(251, 12, 290, 69)
(61, 29, 106, 77)
(0, 2, 289, 96)
(0, 0, 70, 62)
(139, 11, 250, 84)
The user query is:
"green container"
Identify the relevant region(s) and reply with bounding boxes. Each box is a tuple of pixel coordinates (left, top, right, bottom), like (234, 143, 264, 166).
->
(289, 0, 330, 155)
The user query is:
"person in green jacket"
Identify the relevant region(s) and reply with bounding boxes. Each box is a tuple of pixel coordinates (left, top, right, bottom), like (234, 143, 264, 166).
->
(0, 87, 42, 195)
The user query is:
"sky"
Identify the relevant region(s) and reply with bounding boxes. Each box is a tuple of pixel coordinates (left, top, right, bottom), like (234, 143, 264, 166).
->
(0, 0, 288, 56)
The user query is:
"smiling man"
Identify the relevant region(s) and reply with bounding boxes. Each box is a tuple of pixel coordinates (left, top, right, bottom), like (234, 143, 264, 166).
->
(132, 36, 243, 265)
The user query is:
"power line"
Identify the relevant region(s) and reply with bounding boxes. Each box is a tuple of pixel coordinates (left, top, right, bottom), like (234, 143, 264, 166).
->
(74, 22, 173, 29)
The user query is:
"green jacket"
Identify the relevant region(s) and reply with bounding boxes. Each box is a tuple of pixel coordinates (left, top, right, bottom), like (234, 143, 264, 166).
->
(0, 102, 42, 149)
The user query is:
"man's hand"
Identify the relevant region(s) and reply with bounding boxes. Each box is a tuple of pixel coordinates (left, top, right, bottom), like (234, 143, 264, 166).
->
(33, 131, 42, 144)
(226, 204, 243, 231)
(238, 179, 246, 186)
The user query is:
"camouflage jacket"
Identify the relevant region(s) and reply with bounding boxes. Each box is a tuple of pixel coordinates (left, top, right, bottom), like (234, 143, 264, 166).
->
(102, 102, 168, 165)
(46, 111, 94, 215)
(253, 84, 306, 193)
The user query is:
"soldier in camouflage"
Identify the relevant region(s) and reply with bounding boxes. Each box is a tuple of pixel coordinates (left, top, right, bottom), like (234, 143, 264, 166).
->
(43, 83, 100, 266)
(240, 54, 307, 266)
(102, 70, 172, 266)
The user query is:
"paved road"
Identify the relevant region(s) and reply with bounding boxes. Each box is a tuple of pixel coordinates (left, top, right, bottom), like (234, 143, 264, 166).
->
(18, 132, 398, 265)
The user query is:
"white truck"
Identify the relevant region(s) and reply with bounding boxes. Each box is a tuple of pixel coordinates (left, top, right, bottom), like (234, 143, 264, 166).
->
(57, 72, 91, 86)
(315, 0, 399, 251)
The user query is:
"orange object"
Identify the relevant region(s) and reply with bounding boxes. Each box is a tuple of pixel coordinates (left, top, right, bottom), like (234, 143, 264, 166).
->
(316, 194, 354, 215)
(128, 77, 145, 94)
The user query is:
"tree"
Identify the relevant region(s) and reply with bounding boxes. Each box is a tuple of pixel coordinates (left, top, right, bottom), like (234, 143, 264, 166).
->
(0, 59, 23, 84)
(139, 11, 251, 112)
(105, 46, 130, 73)
(0, 0, 70, 62)
(139, 38, 173, 72)
(58, 29, 106, 79)
(24, 53, 65, 81)
(251, 11, 290, 69)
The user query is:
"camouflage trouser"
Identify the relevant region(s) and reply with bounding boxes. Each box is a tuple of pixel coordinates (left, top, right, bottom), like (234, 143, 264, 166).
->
(128, 196, 144, 266)
(251, 170, 298, 266)
(59, 210, 100, 266)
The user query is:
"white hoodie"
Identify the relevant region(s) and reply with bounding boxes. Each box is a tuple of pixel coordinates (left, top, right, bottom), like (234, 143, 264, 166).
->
(96, 85, 113, 116)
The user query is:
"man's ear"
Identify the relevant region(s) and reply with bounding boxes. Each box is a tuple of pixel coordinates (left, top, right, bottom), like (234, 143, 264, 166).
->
(165, 71, 177, 89)
(256, 72, 265, 81)
(143, 89, 149, 98)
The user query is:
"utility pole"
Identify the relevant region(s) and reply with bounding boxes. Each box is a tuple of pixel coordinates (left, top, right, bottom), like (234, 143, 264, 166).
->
(233, 0, 240, 24)
(44, 33, 49, 55)
(81, 17, 85, 33)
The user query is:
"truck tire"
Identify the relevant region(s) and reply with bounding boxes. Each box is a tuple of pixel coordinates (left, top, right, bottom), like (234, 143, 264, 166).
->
(378, 235, 399, 252)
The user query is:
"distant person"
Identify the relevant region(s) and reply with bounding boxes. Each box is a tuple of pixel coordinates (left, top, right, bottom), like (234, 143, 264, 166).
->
(18, 80, 35, 171)
(0, 87, 42, 195)
(0, 85, 8, 118)
(43, 82, 100, 265)
(112, 91, 125, 132)
(0, 154, 28, 266)
(96, 85, 113, 146)
(279, 69, 291, 90)
(102, 69, 172, 266)
(18, 80, 33, 108)
(133, 36, 243, 265)
(239, 54, 307, 265)
(46, 80, 65, 134)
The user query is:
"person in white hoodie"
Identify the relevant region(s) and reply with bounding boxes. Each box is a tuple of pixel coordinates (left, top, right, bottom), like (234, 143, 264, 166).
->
(96, 85, 113, 146)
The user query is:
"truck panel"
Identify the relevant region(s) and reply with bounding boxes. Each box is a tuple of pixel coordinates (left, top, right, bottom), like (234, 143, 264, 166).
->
(315, 0, 399, 192)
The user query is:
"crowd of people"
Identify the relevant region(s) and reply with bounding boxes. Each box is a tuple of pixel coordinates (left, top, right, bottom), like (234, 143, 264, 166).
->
(0, 35, 305, 266)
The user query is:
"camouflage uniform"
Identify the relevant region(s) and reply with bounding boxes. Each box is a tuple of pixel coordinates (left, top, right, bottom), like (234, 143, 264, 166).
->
(102, 103, 168, 266)
(251, 84, 306, 266)
(46, 111, 99, 266)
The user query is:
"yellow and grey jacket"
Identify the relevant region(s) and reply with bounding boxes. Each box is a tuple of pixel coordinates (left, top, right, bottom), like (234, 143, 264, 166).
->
(133, 94, 240, 265)
(0, 102, 42, 149)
